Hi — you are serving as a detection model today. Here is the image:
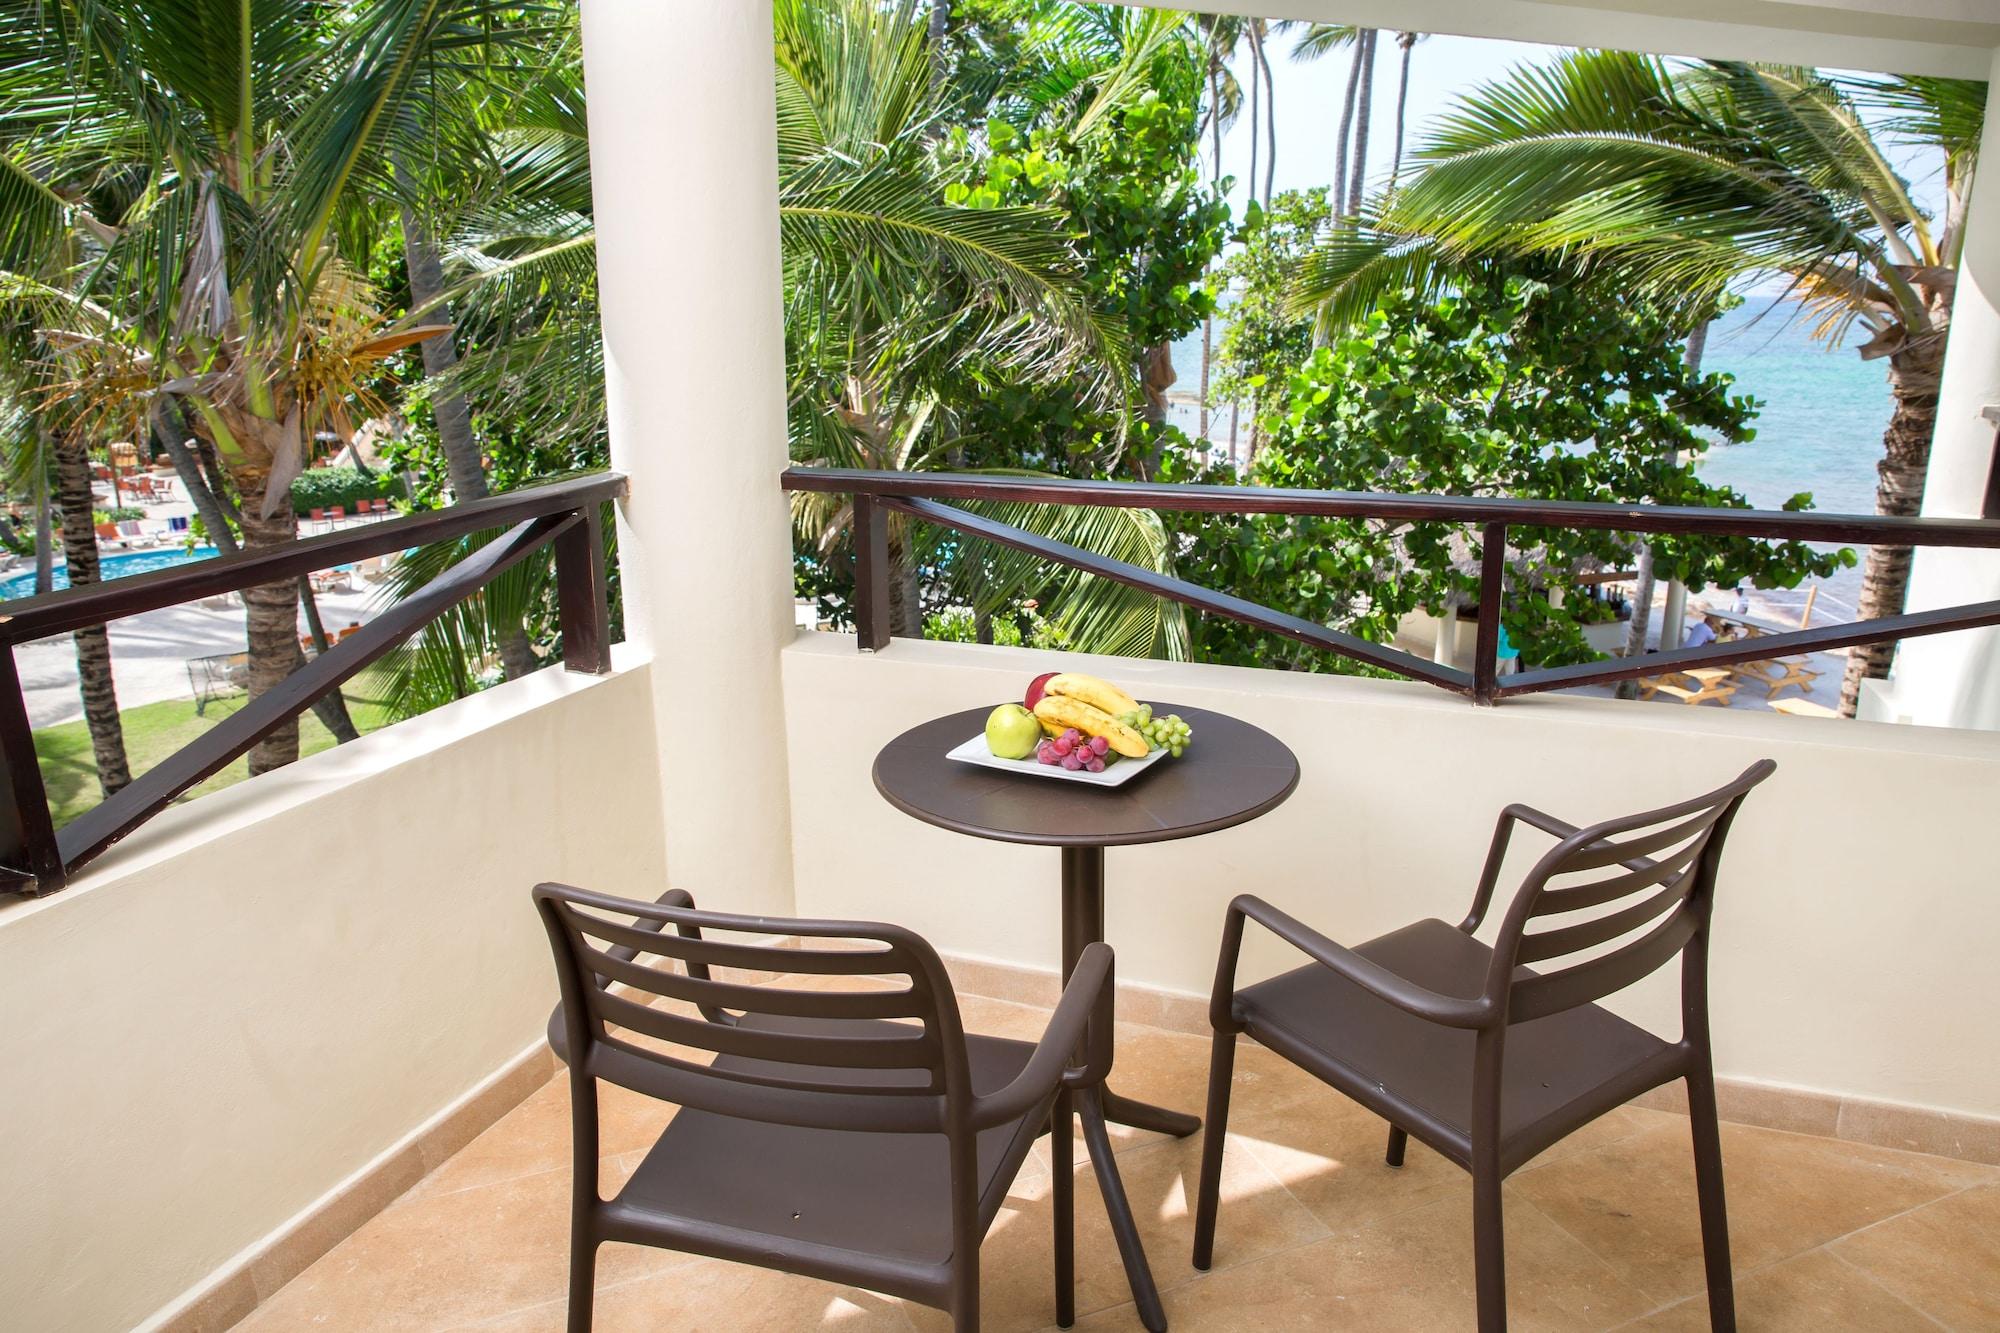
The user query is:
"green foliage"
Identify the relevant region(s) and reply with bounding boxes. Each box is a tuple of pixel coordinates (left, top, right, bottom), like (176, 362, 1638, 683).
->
(1210, 189, 1330, 420)
(935, 1, 1228, 467)
(288, 467, 398, 514)
(924, 602, 1072, 649)
(92, 505, 144, 524)
(1164, 269, 1851, 670)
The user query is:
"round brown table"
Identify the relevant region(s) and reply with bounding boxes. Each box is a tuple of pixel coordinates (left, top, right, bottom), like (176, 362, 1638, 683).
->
(874, 702, 1298, 1331)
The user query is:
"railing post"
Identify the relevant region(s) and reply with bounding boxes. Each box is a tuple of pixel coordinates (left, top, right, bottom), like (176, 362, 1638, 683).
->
(0, 643, 63, 893)
(554, 502, 612, 675)
(1473, 522, 1507, 706)
(852, 493, 892, 651)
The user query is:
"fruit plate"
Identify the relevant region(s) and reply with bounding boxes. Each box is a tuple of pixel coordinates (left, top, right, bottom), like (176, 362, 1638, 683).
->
(945, 733, 1171, 787)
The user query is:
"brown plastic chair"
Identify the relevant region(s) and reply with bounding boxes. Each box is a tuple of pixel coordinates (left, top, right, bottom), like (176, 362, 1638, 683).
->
(1191, 761, 1776, 1332)
(535, 883, 1115, 1333)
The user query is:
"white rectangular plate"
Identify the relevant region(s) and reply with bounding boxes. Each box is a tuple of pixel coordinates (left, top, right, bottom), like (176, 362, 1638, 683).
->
(946, 732, 1170, 787)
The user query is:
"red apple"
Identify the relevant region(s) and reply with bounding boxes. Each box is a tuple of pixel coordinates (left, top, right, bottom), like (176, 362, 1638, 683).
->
(1024, 671, 1059, 710)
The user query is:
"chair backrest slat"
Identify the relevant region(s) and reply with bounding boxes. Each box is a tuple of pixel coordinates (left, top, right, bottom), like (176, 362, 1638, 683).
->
(1489, 761, 1773, 1023)
(534, 883, 971, 1135)
(570, 910, 898, 976)
(1514, 881, 1693, 966)
(582, 942, 928, 1021)
(594, 989, 942, 1073)
(1509, 911, 1699, 1023)
(1532, 834, 1710, 914)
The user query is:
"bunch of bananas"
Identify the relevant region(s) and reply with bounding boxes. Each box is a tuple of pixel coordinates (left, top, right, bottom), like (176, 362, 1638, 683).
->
(1028, 673, 1151, 758)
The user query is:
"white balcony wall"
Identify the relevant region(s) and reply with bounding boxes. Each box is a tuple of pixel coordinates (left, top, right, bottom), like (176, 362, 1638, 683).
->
(784, 635, 2000, 1122)
(0, 660, 669, 1333)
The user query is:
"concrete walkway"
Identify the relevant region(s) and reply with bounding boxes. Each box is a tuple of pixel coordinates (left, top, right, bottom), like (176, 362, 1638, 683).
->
(21, 585, 380, 729)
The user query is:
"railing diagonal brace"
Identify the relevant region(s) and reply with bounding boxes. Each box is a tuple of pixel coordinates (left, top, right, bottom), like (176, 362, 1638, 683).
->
(883, 495, 1475, 693)
(56, 511, 582, 874)
(1502, 597, 2000, 696)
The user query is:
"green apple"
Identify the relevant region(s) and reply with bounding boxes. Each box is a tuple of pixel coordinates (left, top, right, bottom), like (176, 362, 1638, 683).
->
(984, 703, 1042, 760)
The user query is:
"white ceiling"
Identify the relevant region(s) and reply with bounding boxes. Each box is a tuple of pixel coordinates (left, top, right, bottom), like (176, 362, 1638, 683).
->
(1124, 0, 1999, 78)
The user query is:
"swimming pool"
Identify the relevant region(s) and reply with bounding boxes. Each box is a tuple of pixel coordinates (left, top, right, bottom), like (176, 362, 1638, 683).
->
(0, 545, 219, 601)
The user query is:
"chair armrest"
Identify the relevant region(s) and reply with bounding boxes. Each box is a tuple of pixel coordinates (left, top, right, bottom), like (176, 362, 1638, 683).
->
(1220, 895, 1494, 1031)
(970, 942, 1114, 1130)
(1459, 803, 1580, 930)
(549, 888, 715, 1064)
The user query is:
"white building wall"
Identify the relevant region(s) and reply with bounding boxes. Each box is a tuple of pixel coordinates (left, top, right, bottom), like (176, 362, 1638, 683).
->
(784, 636, 2000, 1122)
(0, 663, 669, 1333)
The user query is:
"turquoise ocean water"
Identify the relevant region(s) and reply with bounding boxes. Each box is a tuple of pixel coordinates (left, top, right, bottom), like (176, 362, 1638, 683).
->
(1170, 297, 1887, 616)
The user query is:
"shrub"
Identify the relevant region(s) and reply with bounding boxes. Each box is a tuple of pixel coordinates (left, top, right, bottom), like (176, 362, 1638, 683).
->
(290, 467, 398, 514)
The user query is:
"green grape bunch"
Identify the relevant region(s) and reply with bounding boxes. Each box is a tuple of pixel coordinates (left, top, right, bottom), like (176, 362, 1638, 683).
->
(1116, 704, 1194, 758)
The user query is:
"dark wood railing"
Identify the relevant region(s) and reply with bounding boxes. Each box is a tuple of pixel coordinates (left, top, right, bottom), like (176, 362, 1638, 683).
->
(0, 471, 625, 896)
(783, 467, 2000, 704)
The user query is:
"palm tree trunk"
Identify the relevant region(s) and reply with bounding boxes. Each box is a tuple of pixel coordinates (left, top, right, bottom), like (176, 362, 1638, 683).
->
(232, 468, 310, 774)
(1614, 547, 1657, 699)
(401, 200, 537, 683)
(1200, 59, 1222, 442)
(1389, 32, 1416, 192)
(33, 448, 53, 595)
(1246, 34, 1260, 215)
(1348, 30, 1378, 216)
(1334, 39, 1363, 216)
(1840, 335, 1946, 715)
(54, 432, 131, 798)
(887, 524, 922, 638)
(152, 401, 238, 554)
(1255, 31, 1276, 205)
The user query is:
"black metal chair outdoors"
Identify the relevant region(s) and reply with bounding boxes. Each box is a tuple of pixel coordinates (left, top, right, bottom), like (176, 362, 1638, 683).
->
(1191, 761, 1776, 1333)
(534, 883, 1118, 1333)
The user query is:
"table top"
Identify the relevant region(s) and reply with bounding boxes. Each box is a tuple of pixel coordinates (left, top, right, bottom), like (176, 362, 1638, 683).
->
(873, 703, 1300, 848)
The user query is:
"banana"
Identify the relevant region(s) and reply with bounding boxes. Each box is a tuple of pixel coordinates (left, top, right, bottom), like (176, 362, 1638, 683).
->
(1032, 695, 1151, 758)
(1042, 672, 1139, 718)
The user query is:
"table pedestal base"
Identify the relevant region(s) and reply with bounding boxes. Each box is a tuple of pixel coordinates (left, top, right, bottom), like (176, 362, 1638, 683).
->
(1057, 846, 1197, 1331)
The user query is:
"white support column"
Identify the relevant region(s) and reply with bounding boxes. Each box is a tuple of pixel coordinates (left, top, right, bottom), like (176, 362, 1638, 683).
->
(1874, 50, 2000, 732)
(581, 0, 797, 912)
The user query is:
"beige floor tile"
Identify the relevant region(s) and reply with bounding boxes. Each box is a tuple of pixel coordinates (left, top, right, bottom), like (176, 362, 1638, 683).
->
(1620, 1246, 1936, 1331)
(463, 1260, 918, 1332)
(1828, 1182, 2000, 1328)
(1074, 1191, 1650, 1332)
(414, 1076, 675, 1199)
(1511, 1118, 1990, 1305)
(1229, 1090, 1473, 1233)
(243, 982, 1998, 1333)
(240, 1158, 671, 1331)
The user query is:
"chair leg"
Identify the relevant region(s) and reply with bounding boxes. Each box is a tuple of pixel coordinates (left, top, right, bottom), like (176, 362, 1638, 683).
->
(950, 1251, 979, 1333)
(1472, 1158, 1506, 1333)
(1191, 1028, 1236, 1272)
(1053, 1090, 1075, 1328)
(566, 1226, 596, 1333)
(1385, 1125, 1408, 1168)
(1686, 1068, 1738, 1331)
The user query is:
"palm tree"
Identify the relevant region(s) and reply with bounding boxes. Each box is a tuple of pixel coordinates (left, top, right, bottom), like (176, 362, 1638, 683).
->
(2, 0, 531, 770)
(433, 0, 1178, 664)
(1295, 55, 1982, 714)
(1387, 31, 1424, 192)
(1288, 24, 1359, 210)
(1196, 14, 1245, 442)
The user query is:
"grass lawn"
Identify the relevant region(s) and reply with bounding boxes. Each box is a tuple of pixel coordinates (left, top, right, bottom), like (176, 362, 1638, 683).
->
(34, 673, 398, 829)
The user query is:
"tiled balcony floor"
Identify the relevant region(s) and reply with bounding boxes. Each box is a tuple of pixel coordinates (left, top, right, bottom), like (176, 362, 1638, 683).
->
(244, 983, 1999, 1331)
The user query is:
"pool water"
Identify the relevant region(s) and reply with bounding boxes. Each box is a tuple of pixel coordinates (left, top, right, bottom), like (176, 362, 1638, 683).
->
(0, 545, 219, 601)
